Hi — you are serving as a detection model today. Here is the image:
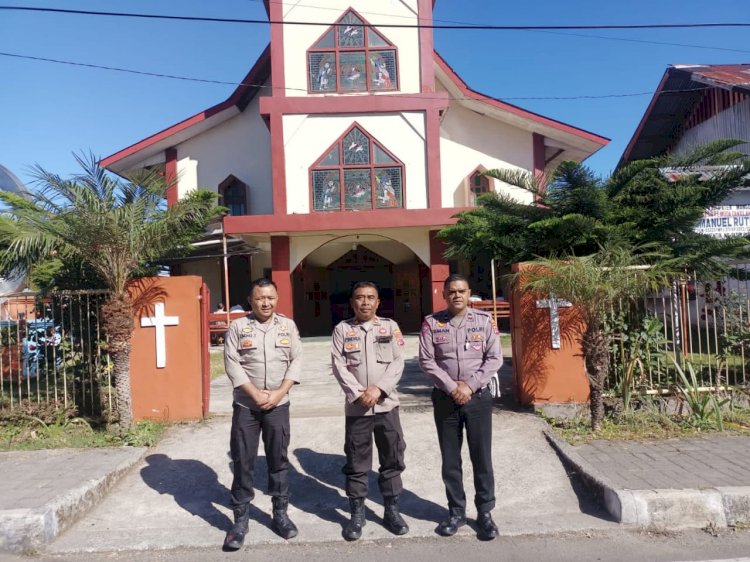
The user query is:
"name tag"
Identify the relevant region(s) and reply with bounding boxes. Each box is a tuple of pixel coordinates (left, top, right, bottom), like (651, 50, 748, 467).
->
(240, 337, 255, 349)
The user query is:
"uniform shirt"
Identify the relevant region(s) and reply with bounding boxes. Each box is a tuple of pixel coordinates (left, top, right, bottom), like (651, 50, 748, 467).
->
(419, 309, 503, 394)
(224, 312, 302, 410)
(331, 316, 405, 416)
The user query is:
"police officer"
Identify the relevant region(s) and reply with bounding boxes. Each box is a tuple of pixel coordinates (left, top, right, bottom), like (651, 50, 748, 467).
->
(419, 273, 503, 541)
(223, 278, 301, 549)
(331, 281, 409, 541)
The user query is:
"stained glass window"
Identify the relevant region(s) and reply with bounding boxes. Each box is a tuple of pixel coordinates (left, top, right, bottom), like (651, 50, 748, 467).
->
(307, 9, 398, 93)
(312, 170, 341, 212)
(309, 52, 337, 92)
(310, 125, 404, 212)
(343, 129, 370, 165)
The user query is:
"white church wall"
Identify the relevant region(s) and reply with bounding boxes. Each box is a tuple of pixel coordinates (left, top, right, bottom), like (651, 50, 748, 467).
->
(176, 91, 274, 215)
(440, 102, 536, 208)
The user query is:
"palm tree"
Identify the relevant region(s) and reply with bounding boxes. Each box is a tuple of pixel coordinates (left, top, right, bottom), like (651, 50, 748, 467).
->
(0, 154, 221, 431)
(513, 246, 673, 431)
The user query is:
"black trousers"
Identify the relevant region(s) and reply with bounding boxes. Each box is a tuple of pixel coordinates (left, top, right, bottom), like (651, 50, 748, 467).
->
(343, 408, 406, 499)
(431, 386, 495, 513)
(230, 402, 290, 508)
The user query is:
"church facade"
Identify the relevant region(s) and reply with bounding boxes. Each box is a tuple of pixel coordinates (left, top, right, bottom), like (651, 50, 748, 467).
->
(101, 0, 608, 335)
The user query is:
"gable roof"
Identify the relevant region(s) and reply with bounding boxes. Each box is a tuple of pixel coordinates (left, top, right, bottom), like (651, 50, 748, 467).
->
(434, 51, 608, 160)
(619, 64, 750, 167)
(101, 45, 608, 173)
(100, 45, 271, 172)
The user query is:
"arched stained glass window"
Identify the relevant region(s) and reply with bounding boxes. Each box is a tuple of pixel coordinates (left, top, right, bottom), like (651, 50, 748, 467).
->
(308, 9, 398, 94)
(311, 125, 404, 212)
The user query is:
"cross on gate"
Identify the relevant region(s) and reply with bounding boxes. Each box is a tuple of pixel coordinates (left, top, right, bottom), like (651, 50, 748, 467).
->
(536, 293, 572, 350)
(140, 302, 179, 368)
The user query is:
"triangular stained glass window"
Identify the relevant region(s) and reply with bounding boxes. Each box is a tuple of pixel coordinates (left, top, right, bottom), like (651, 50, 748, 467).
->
(343, 128, 370, 165)
(373, 144, 396, 164)
(314, 28, 335, 49)
(368, 28, 390, 47)
(319, 145, 340, 167)
(337, 12, 365, 47)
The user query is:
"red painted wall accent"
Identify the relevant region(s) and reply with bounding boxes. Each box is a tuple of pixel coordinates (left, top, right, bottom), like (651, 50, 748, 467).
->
(510, 263, 589, 405)
(165, 147, 178, 207)
(269, 1, 285, 93)
(429, 231, 449, 313)
(270, 114, 287, 216)
(129, 276, 205, 421)
(259, 93, 449, 116)
(418, 0, 435, 93)
(426, 108, 442, 208)
(271, 236, 293, 317)
(224, 207, 462, 235)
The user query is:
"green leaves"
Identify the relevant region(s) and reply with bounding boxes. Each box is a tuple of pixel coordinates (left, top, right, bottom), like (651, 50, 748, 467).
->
(0, 153, 222, 294)
(440, 140, 750, 274)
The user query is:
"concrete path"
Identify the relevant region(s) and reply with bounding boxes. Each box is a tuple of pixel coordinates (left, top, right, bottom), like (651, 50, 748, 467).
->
(5, 334, 750, 555)
(47, 335, 613, 553)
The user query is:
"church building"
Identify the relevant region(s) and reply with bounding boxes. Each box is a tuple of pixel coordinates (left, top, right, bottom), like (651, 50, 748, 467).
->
(101, 1, 608, 335)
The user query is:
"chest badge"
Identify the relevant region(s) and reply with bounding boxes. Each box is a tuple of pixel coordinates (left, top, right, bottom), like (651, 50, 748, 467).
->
(240, 338, 254, 349)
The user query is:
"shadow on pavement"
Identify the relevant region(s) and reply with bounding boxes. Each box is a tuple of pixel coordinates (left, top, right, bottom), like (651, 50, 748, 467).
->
(140, 454, 233, 533)
(294, 447, 444, 524)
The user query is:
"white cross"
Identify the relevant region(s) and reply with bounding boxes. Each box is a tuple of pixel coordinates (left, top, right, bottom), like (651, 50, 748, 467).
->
(140, 302, 179, 368)
(536, 293, 572, 350)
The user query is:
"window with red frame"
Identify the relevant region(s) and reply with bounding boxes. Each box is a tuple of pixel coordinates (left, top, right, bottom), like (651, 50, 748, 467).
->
(308, 9, 398, 94)
(311, 125, 404, 212)
(468, 171, 490, 206)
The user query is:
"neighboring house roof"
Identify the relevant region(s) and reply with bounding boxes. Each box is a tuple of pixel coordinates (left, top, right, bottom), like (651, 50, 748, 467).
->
(619, 64, 750, 167)
(101, 46, 608, 173)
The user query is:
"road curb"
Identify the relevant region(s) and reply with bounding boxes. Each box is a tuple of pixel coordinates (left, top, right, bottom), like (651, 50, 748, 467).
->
(0, 446, 147, 554)
(543, 428, 750, 529)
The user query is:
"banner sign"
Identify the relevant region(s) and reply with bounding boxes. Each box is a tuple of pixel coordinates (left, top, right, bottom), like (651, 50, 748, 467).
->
(696, 205, 750, 237)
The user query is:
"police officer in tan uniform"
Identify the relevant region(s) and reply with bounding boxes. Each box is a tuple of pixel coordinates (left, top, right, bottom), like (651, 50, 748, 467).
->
(419, 273, 503, 541)
(331, 281, 409, 541)
(223, 278, 301, 549)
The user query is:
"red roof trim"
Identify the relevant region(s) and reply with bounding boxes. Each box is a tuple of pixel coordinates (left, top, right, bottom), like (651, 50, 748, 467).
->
(101, 45, 271, 168)
(434, 51, 609, 146)
(618, 69, 671, 167)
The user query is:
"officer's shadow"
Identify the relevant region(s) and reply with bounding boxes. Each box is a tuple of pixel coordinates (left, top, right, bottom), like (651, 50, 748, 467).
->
(140, 454, 235, 533)
(292, 448, 443, 525)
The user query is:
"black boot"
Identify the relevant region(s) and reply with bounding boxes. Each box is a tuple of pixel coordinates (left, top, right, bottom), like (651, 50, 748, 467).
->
(476, 511, 498, 541)
(383, 495, 409, 535)
(343, 497, 366, 541)
(437, 507, 466, 537)
(272, 496, 298, 540)
(223, 504, 250, 550)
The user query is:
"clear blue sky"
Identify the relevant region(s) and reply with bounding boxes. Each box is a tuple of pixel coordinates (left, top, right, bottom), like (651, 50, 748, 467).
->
(1, 0, 749, 188)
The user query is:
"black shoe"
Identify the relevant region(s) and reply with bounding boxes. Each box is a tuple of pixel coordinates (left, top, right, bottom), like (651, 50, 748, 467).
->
(437, 509, 466, 536)
(476, 511, 498, 541)
(343, 497, 366, 541)
(272, 496, 298, 540)
(383, 495, 409, 536)
(223, 504, 250, 550)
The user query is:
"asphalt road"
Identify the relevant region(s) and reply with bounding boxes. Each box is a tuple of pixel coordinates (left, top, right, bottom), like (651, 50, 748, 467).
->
(5, 528, 750, 562)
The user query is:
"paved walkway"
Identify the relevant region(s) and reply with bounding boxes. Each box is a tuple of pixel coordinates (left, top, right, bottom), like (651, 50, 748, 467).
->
(2, 335, 750, 554)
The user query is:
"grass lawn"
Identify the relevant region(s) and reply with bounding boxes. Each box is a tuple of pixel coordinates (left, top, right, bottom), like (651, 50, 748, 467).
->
(546, 406, 750, 446)
(210, 350, 225, 380)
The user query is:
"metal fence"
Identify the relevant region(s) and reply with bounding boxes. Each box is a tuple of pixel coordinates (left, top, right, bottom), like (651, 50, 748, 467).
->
(0, 290, 111, 418)
(608, 265, 750, 397)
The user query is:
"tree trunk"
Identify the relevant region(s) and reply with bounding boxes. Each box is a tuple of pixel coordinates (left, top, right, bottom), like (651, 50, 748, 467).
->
(111, 345, 133, 431)
(102, 293, 135, 432)
(582, 324, 610, 432)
